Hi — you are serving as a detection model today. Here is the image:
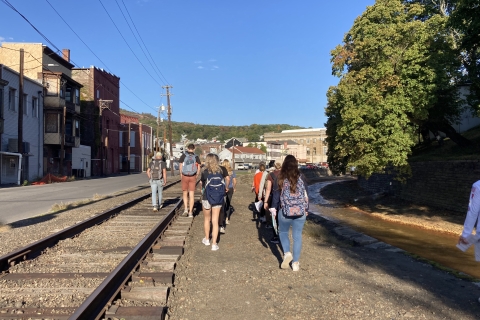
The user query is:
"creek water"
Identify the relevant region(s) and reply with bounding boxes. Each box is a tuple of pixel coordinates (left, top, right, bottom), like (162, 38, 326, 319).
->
(308, 181, 480, 279)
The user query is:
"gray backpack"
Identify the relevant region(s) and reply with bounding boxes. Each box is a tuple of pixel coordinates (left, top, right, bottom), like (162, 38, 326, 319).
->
(150, 160, 163, 180)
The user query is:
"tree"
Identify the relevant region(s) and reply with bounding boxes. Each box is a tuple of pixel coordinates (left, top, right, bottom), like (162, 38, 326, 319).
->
(449, 0, 480, 115)
(259, 144, 267, 153)
(326, 0, 466, 177)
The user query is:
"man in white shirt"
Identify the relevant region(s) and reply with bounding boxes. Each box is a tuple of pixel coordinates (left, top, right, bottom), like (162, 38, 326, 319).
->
(458, 180, 480, 244)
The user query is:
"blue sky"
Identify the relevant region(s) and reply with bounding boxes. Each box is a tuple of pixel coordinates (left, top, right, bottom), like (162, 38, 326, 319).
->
(0, 0, 374, 128)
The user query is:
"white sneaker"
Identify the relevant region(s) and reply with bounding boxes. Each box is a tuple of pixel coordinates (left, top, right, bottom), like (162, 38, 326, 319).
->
(158, 204, 163, 209)
(188, 212, 193, 217)
(183, 209, 188, 216)
(292, 261, 300, 272)
(219, 227, 225, 234)
(225, 218, 230, 225)
(211, 244, 219, 251)
(281, 252, 292, 269)
(202, 238, 210, 246)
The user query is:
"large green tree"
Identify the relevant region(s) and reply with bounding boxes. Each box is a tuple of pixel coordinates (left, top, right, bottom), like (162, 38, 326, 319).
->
(326, 0, 466, 177)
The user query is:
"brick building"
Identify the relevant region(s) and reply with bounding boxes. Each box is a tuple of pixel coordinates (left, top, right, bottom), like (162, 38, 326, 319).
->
(72, 66, 121, 176)
(119, 114, 153, 172)
(264, 128, 328, 164)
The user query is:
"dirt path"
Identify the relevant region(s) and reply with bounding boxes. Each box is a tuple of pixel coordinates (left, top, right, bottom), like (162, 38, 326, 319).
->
(166, 173, 480, 320)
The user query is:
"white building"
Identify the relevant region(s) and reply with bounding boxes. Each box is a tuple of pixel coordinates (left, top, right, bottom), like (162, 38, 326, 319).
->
(0, 64, 44, 185)
(72, 145, 91, 178)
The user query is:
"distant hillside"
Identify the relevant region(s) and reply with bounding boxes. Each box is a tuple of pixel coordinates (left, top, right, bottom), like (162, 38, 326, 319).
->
(120, 109, 304, 142)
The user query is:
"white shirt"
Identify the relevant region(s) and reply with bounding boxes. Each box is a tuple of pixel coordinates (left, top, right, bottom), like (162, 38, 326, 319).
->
(461, 180, 480, 238)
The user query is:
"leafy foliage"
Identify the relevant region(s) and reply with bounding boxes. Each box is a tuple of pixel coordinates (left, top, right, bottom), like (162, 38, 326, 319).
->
(120, 109, 303, 142)
(326, 0, 465, 177)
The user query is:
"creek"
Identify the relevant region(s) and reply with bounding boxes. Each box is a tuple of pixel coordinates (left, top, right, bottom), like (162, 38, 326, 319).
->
(308, 181, 480, 279)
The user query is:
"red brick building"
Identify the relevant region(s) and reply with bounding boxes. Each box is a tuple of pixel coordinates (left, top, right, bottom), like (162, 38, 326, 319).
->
(72, 66, 120, 176)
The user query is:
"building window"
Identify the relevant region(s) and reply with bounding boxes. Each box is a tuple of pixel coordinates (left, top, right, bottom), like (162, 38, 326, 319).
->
(314, 138, 317, 143)
(75, 88, 80, 104)
(307, 148, 310, 156)
(75, 120, 80, 137)
(46, 113, 58, 133)
(97, 89, 100, 99)
(323, 146, 328, 155)
(9, 88, 16, 111)
(23, 94, 28, 115)
(32, 96, 38, 118)
(313, 147, 317, 155)
(0, 88, 3, 118)
(130, 131, 136, 148)
(307, 139, 310, 144)
(119, 131, 123, 147)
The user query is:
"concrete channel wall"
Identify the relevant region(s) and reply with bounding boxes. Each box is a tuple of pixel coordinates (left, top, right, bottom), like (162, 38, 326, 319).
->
(358, 160, 480, 213)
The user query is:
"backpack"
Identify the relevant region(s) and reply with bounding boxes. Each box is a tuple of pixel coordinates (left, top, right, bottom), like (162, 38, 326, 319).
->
(150, 160, 163, 180)
(205, 171, 226, 206)
(280, 178, 307, 218)
(182, 153, 198, 176)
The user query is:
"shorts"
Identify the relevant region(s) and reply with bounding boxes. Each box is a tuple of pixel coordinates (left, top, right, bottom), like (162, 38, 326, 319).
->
(202, 200, 222, 210)
(181, 174, 197, 191)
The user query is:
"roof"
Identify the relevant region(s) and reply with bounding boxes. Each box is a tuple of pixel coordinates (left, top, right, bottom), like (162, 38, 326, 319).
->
(229, 146, 265, 154)
(281, 128, 325, 133)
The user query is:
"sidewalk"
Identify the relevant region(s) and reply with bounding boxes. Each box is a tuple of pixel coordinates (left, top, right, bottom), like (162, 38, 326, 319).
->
(166, 180, 480, 320)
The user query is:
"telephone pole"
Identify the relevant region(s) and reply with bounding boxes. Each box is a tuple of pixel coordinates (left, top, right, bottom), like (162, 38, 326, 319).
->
(162, 85, 174, 176)
(18, 49, 24, 180)
(99, 99, 112, 175)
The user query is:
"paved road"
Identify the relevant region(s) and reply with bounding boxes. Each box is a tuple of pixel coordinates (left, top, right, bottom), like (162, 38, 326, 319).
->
(0, 172, 178, 224)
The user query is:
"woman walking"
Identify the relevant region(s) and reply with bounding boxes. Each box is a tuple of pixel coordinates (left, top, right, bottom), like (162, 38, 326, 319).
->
(271, 155, 309, 271)
(200, 154, 229, 251)
(222, 159, 237, 225)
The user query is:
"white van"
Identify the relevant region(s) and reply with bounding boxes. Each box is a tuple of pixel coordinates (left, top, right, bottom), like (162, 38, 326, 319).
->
(237, 164, 245, 170)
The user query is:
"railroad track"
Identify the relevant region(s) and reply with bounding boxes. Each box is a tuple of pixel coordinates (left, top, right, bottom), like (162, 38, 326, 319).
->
(0, 179, 193, 320)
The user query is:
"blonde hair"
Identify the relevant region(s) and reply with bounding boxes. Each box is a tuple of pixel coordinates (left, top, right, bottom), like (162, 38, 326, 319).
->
(205, 153, 221, 174)
(222, 159, 233, 175)
(274, 161, 282, 170)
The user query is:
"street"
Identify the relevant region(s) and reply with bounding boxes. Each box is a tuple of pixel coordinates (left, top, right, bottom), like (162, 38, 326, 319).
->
(0, 173, 157, 224)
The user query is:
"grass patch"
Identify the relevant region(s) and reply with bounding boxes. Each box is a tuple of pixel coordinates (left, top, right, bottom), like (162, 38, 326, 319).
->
(0, 224, 12, 233)
(304, 220, 352, 247)
(404, 252, 480, 282)
(409, 125, 480, 162)
(50, 194, 110, 213)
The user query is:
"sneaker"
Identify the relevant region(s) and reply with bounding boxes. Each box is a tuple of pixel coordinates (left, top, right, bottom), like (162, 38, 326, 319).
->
(202, 238, 210, 246)
(225, 218, 230, 225)
(281, 252, 292, 269)
(188, 212, 193, 217)
(292, 261, 300, 272)
(270, 237, 279, 244)
(219, 227, 225, 234)
(211, 244, 219, 251)
(183, 209, 188, 216)
(158, 204, 163, 209)
(153, 207, 158, 212)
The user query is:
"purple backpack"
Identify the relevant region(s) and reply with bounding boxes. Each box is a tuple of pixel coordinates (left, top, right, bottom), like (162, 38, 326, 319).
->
(280, 178, 307, 218)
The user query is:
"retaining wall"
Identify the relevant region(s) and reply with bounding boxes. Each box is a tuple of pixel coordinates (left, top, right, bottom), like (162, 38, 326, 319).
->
(358, 161, 480, 213)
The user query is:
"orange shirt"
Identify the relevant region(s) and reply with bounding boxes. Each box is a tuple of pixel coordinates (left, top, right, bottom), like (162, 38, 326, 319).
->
(253, 171, 264, 194)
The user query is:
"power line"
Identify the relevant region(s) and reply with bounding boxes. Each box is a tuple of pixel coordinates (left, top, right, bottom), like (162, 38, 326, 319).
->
(97, 0, 163, 88)
(119, 0, 170, 85)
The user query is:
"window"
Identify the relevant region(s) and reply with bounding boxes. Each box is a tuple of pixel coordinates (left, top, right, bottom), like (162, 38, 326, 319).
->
(0, 88, 3, 118)
(307, 148, 310, 156)
(75, 120, 80, 137)
(46, 113, 58, 133)
(119, 131, 123, 147)
(75, 88, 80, 104)
(66, 118, 73, 136)
(314, 138, 316, 143)
(130, 131, 135, 147)
(96, 89, 100, 99)
(32, 96, 38, 118)
(307, 139, 310, 144)
(65, 87, 71, 102)
(9, 88, 16, 111)
(313, 147, 317, 155)
(323, 146, 328, 155)
(23, 94, 28, 115)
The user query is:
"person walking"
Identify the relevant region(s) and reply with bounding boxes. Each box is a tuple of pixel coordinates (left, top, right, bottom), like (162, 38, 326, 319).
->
(264, 161, 282, 243)
(458, 180, 480, 246)
(271, 155, 309, 271)
(221, 159, 237, 227)
(200, 154, 229, 251)
(252, 163, 268, 223)
(146, 152, 167, 211)
(179, 143, 201, 217)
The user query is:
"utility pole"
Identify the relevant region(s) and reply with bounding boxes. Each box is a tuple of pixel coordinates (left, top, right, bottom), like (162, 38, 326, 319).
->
(162, 85, 174, 176)
(18, 49, 24, 180)
(99, 99, 112, 175)
(60, 106, 66, 176)
(156, 104, 165, 153)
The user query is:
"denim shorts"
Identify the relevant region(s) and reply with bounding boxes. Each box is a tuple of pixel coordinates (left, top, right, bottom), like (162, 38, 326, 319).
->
(202, 200, 222, 210)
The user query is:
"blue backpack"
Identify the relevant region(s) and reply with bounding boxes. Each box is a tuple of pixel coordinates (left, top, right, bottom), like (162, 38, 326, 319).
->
(182, 153, 197, 176)
(205, 171, 226, 206)
(280, 178, 307, 218)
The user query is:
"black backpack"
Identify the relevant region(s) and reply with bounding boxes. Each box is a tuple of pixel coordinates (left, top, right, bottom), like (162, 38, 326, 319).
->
(269, 172, 281, 210)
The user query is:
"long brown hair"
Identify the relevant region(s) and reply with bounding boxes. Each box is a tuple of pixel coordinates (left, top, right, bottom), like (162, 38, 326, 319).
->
(278, 155, 300, 193)
(205, 153, 221, 174)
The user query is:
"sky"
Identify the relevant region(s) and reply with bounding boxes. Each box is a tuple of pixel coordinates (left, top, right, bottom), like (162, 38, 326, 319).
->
(0, 0, 375, 128)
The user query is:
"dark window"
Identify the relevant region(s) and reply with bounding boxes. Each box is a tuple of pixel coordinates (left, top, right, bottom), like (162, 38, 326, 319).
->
(0, 88, 3, 118)
(66, 118, 73, 136)
(66, 87, 72, 102)
(75, 120, 80, 137)
(46, 113, 58, 133)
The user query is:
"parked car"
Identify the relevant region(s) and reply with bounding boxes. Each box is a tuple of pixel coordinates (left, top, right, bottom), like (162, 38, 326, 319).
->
(243, 164, 250, 170)
(237, 164, 245, 170)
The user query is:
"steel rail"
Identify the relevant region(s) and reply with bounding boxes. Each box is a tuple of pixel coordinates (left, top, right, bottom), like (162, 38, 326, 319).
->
(69, 198, 182, 320)
(0, 179, 180, 273)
